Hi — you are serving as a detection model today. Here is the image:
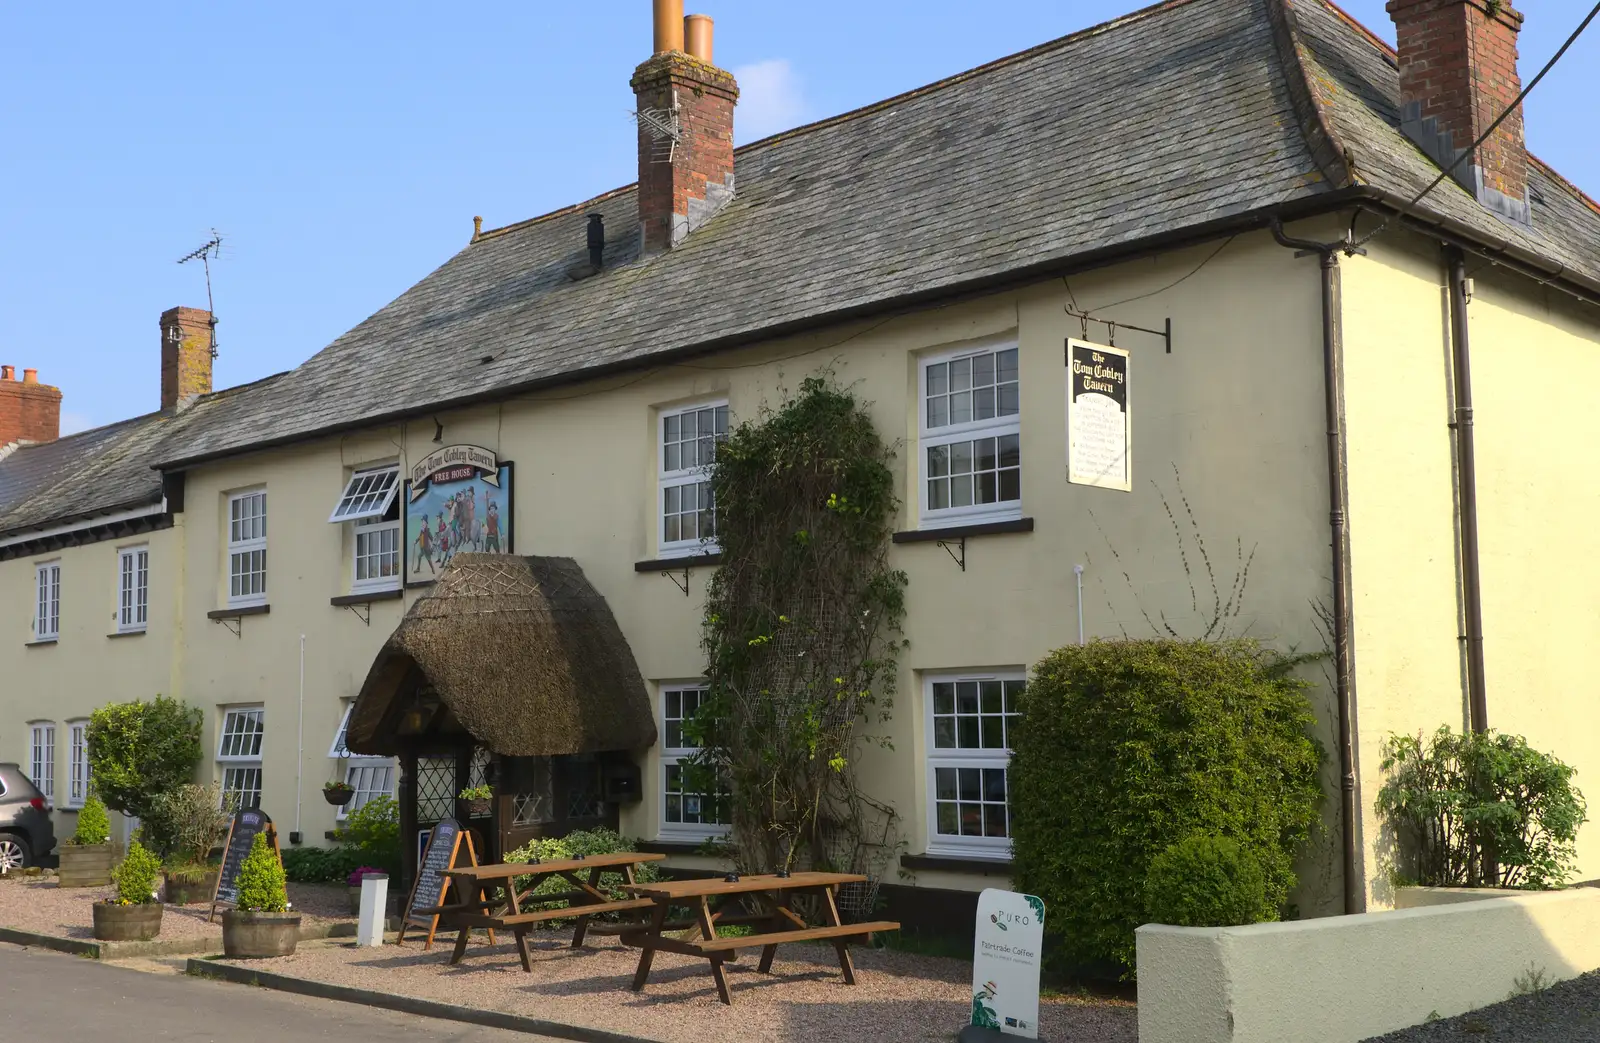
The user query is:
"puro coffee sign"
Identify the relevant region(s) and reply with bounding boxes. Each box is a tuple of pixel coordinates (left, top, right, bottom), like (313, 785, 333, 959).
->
(971, 888, 1046, 1038)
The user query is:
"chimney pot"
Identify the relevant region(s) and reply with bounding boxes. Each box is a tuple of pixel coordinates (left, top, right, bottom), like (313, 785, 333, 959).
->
(653, 0, 684, 53)
(685, 14, 713, 62)
(0, 366, 12, 381)
(0, 365, 61, 445)
(21, 369, 37, 384)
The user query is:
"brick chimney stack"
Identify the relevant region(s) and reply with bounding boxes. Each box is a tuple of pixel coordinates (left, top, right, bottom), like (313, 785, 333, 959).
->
(160, 306, 214, 411)
(0, 366, 63, 447)
(631, 1, 739, 254)
(1388, 0, 1530, 226)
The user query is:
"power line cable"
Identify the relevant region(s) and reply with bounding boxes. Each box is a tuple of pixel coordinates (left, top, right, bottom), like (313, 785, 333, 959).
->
(1353, 0, 1600, 250)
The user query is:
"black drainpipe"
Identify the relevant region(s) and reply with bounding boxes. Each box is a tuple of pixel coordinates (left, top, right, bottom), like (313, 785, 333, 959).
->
(1446, 247, 1490, 734)
(1270, 218, 1363, 916)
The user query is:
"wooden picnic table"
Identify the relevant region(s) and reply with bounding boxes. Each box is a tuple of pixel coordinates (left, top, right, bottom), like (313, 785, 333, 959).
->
(621, 871, 899, 1005)
(440, 852, 667, 971)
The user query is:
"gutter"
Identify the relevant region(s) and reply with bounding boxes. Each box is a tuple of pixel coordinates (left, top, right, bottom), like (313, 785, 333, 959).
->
(0, 499, 168, 550)
(1269, 218, 1364, 917)
(1447, 247, 1490, 733)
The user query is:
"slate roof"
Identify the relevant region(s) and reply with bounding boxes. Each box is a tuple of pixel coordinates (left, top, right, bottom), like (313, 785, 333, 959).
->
(15, 0, 1600, 508)
(0, 375, 283, 539)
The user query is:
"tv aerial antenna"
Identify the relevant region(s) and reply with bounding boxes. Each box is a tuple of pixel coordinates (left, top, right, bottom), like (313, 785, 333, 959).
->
(177, 231, 224, 358)
(629, 90, 682, 163)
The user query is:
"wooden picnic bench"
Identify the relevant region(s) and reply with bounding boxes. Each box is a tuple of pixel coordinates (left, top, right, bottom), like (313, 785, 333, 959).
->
(440, 852, 667, 971)
(622, 871, 899, 1005)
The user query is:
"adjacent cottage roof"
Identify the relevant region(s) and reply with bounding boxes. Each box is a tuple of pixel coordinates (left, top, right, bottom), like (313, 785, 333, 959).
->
(0, 374, 284, 541)
(148, 0, 1600, 473)
(345, 555, 658, 758)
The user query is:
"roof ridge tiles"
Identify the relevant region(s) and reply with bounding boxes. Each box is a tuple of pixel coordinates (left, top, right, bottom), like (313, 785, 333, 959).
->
(1272, 0, 1358, 190)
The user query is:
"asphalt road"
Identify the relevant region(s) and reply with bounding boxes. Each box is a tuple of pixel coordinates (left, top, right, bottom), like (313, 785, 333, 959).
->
(0, 944, 555, 1042)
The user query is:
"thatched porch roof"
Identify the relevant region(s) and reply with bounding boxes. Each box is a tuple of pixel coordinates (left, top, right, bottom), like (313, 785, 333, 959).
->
(346, 554, 658, 757)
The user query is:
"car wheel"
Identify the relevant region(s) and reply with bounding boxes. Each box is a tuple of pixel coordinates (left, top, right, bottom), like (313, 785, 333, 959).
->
(0, 833, 30, 872)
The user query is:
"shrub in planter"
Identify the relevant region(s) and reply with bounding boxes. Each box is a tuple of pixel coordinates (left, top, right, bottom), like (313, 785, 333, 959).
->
(1144, 835, 1273, 928)
(93, 840, 164, 941)
(147, 782, 230, 902)
(59, 793, 115, 888)
(1376, 727, 1587, 890)
(1010, 639, 1323, 978)
(162, 861, 219, 905)
(222, 832, 300, 958)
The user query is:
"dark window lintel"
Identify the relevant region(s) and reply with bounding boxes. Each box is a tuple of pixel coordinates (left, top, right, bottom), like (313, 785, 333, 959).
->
(892, 517, 1034, 544)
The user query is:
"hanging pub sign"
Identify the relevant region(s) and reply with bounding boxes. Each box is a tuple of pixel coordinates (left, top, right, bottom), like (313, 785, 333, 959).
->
(403, 444, 514, 586)
(1066, 339, 1131, 491)
(970, 888, 1046, 1038)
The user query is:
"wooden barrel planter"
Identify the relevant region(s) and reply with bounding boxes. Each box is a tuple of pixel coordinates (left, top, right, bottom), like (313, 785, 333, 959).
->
(221, 911, 302, 958)
(92, 902, 163, 941)
(57, 843, 115, 888)
(163, 869, 219, 905)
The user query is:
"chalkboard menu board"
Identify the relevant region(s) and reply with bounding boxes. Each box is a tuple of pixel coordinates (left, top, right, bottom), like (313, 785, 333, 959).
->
(210, 808, 275, 920)
(406, 818, 460, 927)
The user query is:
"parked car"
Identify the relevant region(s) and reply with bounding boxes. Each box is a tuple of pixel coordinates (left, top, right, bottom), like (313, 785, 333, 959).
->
(0, 764, 57, 870)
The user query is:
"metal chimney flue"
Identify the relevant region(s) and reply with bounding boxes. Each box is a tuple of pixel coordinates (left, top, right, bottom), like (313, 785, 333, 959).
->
(586, 214, 605, 269)
(684, 14, 713, 62)
(653, 0, 684, 53)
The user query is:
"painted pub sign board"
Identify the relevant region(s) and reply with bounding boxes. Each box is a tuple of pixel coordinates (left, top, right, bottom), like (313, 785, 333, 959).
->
(403, 444, 514, 585)
(1066, 339, 1131, 491)
(971, 888, 1046, 1038)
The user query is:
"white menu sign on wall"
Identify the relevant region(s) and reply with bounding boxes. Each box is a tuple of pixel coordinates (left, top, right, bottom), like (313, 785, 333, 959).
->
(1067, 339, 1131, 491)
(971, 888, 1046, 1038)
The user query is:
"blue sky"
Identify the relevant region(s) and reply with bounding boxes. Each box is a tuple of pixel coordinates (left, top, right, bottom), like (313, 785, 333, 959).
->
(3, 1, 1595, 433)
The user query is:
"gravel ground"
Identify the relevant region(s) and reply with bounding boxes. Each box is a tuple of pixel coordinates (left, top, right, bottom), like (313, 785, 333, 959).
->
(0, 877, 353, 941)
(215, 931, 1136, 1043)
(1362, 969, 1600, 1042)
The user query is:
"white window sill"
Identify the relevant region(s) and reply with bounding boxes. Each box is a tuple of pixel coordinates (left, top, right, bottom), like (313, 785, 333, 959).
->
(111, 627, 148, 638)
(924, 841, 1013, 860)
(918, 504, 1023, 530)
(656, 543, 721, 560)
(349, 583, 402, 597)
(658, 829, 730, 844)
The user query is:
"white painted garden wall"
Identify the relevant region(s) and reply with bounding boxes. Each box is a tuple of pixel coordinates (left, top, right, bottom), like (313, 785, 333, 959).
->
(1136, 888, 1600, 1043)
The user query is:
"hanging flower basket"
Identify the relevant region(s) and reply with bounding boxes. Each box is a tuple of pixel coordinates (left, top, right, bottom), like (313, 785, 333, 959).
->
(323, 783, 355, 807)
(466, 798, 492, 817)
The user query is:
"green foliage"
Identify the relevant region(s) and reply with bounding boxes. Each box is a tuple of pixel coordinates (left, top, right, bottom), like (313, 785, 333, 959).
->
(457, 785, 493, 801)
(1375, 727, 1587, 890)
(1143, 835, 1272, 928)
(1010, 638, 1324, 977)
(282, 845, 371, 884)
(109, 840, 162, 906)
(504, 828, 661, 912)
(145, 782, 233, 864)
(162, 861, 216, 884)
(332, 795, 400, 875)
(70, 794, 111, 847)
(697, 375, 906, 875)
(85, 696, 202, 822)
(234, 832, 288, 913)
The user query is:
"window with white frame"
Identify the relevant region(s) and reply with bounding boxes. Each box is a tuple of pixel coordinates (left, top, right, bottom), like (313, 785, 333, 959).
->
(329, 703, 396, 818)
(33, 561, 60, 641)
(28, 722, 55, 802)
(67, 720, 90, 808)
(658, 403, 728, 556)
(227, 490, 268, 607)
(918, 343, 1021, 527)
(217, 707, 264, 810)
(660, 684, 730, 837)
(118, 546, 149, 632)
(328, 466, 403, 594)
(925, 672, 1024, 855)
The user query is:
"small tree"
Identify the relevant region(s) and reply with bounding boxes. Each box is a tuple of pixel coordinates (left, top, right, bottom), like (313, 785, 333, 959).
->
(86, 696, 202, 825)
(70, 793, 111, 847)
(147, 783, 232, 868)
(234, 832, 288, 913)
(108, 840, 162, 906)
(1376, 727, 1586, 890)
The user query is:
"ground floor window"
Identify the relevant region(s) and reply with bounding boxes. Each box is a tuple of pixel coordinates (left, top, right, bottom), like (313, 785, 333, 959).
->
(659, 684, 731, 839)
(328, 702, 396, 819)
(67, 720, 89, 807)
(28, 722, 55, 802)
(217, 706, 265, 810)
(924, 671, 1023, 856)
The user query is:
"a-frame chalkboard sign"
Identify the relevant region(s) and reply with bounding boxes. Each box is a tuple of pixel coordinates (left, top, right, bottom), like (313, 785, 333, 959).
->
(209, 808, 281, 923)
(397, 817, 483, 950)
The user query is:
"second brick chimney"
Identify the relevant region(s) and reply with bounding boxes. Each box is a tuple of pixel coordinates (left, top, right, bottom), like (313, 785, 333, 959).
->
(1388, 0, 1530, 226)
(631, 1, 739, 254)
(160, 306, 214, 411)
(0, 366, 62, 447)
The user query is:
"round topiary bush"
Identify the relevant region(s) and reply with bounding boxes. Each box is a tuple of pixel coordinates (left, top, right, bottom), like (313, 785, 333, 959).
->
(109, 840, 162, 905)
(71, 794, 111, 847)
(234, 832, 288, 913)
(1010, 638, 1323, 977)
(1143, 835, 1271, 928)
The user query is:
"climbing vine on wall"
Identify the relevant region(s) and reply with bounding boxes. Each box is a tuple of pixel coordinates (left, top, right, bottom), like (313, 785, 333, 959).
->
(690, 376, 907, 879)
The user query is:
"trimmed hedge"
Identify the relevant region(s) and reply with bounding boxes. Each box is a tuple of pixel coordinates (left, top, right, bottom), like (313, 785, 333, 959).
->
(1144, 834, 1272, 928)
(282, 845, 371, 884)
(1011, 639, 1323, 976)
